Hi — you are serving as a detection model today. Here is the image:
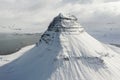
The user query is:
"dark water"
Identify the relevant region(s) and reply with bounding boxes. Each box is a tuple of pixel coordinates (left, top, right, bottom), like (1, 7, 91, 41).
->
(0, 33, 41, 55)
(111, 44, 120, 47)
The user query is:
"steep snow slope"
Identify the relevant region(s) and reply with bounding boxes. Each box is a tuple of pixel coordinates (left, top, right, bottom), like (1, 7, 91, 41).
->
(0, 13, 120, 80)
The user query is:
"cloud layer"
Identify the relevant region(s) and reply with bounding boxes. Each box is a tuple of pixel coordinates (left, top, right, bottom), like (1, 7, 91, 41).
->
(0, 0, 120, 32)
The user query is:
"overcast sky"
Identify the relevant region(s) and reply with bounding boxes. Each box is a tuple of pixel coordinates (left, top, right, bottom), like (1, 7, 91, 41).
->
(0, 0, 120, 32)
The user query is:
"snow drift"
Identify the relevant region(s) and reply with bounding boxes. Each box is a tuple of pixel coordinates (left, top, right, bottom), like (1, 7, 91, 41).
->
(0, 13, 120, 80)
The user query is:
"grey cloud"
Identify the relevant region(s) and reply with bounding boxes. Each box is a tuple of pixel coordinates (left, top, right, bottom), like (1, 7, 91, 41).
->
(62, 0, 120, 4)
(102, 0, 120, 3)
(0, 0, 120, 33)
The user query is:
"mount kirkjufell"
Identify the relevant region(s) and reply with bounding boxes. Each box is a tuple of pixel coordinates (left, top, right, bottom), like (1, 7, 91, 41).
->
(0, 13, 120, 80)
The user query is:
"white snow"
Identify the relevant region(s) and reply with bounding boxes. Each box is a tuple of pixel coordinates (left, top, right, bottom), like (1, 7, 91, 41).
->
(0, 13, 120, 80)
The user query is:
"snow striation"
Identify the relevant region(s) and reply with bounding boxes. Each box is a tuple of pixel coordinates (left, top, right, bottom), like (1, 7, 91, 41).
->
(0, 13, 120, 80)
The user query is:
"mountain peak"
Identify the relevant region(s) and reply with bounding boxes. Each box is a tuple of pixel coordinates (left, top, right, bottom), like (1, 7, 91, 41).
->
(57, 13, 77, 21)
(39, 13, 84, 45)
(47, 13, 81, 32)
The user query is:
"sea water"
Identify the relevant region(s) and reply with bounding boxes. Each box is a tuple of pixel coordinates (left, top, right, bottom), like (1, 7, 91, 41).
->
(0, 33, 41, 55)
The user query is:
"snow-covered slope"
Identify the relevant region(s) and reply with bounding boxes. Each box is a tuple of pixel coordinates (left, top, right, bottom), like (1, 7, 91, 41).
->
(0, 13, 120, 80)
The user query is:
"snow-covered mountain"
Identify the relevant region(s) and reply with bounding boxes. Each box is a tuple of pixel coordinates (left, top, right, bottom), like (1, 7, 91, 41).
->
(0, 13, 120, 80)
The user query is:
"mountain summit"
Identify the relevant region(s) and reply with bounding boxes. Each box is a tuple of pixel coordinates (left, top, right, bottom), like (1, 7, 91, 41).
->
(46, 13, 82, 32)
(0, 13, 120, 80)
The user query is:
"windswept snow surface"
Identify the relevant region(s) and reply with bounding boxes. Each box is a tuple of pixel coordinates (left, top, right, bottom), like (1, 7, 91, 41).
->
(0, 14, 120, 80)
